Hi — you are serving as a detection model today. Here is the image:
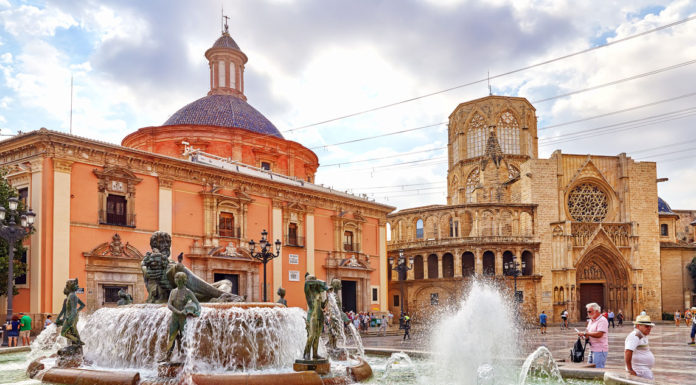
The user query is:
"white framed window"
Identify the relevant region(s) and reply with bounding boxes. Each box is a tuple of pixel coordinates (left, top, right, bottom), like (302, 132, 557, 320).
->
(289, 270, 300, 281)
(218, 61, 226, 88)
(371, 286, 379, 303)
(229, 62, 236, 88)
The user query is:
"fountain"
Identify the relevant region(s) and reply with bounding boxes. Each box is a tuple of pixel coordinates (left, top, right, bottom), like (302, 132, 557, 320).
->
(17, 232, 372, 385)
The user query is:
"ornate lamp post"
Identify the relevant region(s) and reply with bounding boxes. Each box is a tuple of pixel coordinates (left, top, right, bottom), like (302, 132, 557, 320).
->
(388, 249, 413, 319)
(1, 197, 36, 347)
(504, 255, 526, 303)
(248, 229, 281, 302)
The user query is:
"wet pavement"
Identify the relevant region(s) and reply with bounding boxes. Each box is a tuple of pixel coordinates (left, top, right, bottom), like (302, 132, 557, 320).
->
(360, 322, 696, 384)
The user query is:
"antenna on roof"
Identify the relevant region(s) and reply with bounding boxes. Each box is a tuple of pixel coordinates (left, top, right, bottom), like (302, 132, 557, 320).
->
(487, 70, 492, 96)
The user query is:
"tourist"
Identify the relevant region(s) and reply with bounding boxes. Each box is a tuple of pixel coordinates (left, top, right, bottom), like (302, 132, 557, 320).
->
(578, 302, 609, 368)
(624, 314, 655, 380)
(617, 310, 624, 327)
(5, 315, 21, 347)
(352, 316, 360, 333)
(44, 315, 53, 329)
(379, 315, 387, 336)
(674, 310, 681, 327)
(388, 311, 393, 326)
(685, 308, 692, 327)
(402, 314, 411, 340)
(608, 309, 615, 328)
(561, 309, 568, 330)
(689, 307, 696, 345)
(19, 312, 32, 346)
(539, 310, 547, 334)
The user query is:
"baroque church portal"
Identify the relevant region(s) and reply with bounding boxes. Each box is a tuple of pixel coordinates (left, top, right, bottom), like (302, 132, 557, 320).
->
(387, 95, 695, 323)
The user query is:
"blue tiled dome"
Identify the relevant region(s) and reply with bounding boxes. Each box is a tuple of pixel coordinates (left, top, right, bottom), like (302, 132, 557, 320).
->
(658, 197, 675, 214)
(212, 33, 240, 50)
(163, 94, 283, 138)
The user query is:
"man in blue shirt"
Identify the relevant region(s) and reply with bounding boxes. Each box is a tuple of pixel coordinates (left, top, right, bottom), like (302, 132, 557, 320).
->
(540, 310, 548, 334)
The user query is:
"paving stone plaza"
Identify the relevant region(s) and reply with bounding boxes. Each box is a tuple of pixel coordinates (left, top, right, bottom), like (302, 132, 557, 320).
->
(361, 322, 696, 384)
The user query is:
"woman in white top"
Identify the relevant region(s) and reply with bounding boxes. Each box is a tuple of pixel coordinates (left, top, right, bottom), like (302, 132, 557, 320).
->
(624, 314, 655, 380)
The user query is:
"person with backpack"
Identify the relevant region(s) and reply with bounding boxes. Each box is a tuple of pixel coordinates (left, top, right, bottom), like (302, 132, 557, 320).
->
(578, 302, 609, 368)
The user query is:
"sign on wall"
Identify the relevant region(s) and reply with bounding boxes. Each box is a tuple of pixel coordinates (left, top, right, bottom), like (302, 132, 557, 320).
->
(289, 270, 300, 281)
(289, 254, 299, 264)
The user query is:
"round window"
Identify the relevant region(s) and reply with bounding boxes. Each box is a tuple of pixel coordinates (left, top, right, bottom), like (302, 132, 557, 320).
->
(567, 183, 608, 222)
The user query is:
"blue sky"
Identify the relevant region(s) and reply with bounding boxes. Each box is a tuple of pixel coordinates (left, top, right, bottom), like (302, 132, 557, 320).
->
(1, 0, 695, 211)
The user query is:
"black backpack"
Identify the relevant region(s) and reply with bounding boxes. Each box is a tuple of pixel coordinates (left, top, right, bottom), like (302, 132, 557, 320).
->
(570, 337, 589, 363)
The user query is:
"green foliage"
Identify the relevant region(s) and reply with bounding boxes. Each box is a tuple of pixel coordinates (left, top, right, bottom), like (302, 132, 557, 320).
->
(687, 257, 696, 293)
(0, 168, 29, 297)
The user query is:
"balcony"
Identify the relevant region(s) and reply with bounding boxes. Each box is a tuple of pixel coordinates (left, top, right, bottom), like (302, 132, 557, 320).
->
(99, 210, 135, 227)
(219, 227, 242, 239)
(389, 236, 535, 249)
(285, 234, 305, 247)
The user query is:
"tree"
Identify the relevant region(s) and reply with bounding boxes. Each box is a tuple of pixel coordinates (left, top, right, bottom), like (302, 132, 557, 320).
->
(0, 168, 28, 297)
(687, 257, 696, 293)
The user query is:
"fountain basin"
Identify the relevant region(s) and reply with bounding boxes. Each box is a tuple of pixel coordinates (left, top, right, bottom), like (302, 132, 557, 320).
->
(41, 368, 140, 385)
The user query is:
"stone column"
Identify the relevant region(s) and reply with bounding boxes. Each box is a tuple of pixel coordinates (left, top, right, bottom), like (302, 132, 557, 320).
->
(423, 258, 429, 279)
(438, 255, 443, 278)
(495, 249, 503, 276)
(475, 249, 483, 275)
(454, 249, 462, 278)
(29, 158, 43, 313)
(52, 159, 73, 313)
(246, 271, 253, 302)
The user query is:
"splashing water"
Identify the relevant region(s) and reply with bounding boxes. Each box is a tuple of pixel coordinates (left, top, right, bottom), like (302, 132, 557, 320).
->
(431, 281, 520, 385)
(26, 323, 65, 363)
(518, 347, 564, 385)
(382, 352, 414, 379)
(326, 293, 351, 357)
(76, 303, 306, 374)
(346, 322, 365, 358)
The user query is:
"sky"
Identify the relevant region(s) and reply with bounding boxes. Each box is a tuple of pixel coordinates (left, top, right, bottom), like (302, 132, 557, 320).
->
(1, 0, 695, 213)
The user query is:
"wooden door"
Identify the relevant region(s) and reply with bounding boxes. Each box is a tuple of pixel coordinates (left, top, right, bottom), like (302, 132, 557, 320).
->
(580, 283, 604, 320)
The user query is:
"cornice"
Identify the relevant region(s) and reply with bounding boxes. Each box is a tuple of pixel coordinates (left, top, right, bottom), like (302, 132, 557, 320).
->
(0, 129, 394, 217)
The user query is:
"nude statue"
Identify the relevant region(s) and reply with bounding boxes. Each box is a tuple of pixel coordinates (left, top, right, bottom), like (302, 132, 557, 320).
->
(165, 272, 201, 362)
(55, 278, 86, 346)
(303, 274, 328, 360)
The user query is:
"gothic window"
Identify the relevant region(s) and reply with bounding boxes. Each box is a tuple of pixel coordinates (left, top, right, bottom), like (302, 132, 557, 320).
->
(449, 218, 459, 237)
(496, 111, 520, 154)
(416, 219, 424, 239)
(466, 113, 487, 158)
(465, 167, 479, 203)
(567, 183, 609, 222)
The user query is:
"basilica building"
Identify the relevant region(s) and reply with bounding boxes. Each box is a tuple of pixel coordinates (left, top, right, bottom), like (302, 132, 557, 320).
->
(386, 95, 696, 322)
(0, 27, 393, 321)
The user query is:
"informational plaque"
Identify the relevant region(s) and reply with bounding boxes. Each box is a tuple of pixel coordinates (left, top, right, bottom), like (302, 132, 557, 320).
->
(289, 254, 299, 264)
(289, 270, 300, 281)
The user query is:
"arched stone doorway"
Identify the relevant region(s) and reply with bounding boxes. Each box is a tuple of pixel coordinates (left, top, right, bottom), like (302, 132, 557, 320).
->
(576, 246, 632, 320)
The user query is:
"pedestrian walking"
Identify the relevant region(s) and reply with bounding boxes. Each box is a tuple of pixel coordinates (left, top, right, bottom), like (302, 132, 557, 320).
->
(685, 308, 692, 327)
(561, 309, 568, 330)
(617, 310, 624, 327)
(539, 311, 547, 334)
(689, 307, 696, 345)
(19, 312, 32, 346)
(402, 315, 411, 340)
(379, 315, 387, 336)
(608, 310, 615, 328)
(624, 314, 655, 380)
(675, 310, 681, 327)
(578, 302, 609, 368)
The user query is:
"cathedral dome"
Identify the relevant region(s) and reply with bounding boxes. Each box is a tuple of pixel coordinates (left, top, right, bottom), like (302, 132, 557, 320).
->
(162, 94, 283, 138)
(212, 33, 240, 50)
(658, 197, 675, 214)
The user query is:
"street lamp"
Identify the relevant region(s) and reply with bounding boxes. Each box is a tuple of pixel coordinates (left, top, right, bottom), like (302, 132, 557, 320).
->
(248, 229, 281, 302)
(504, 255, 526, 303)
(1, 196, 36, 347)
(388, 249, 413, 320)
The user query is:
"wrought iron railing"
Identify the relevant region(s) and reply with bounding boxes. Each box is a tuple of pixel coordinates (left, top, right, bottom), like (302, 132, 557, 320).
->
(98, 210, 136, 227)
(219, 227, 242, 238)
(285, 234, 305, 247)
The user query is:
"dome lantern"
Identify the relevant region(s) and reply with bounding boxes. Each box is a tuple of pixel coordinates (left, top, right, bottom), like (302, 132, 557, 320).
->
(205, 18, 248, 100)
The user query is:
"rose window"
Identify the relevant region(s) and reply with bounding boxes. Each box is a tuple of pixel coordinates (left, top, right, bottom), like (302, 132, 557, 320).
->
(567, 183, 608, 222)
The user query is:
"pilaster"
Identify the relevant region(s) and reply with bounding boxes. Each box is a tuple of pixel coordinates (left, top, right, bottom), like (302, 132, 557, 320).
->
(379, 220, 387, 311)
(29, 158, 43, 313)
(52, 158, 73, 313)
(158, 177, 173, 234)
(272, 205, 283, 301)
(306, 212, 315, 275)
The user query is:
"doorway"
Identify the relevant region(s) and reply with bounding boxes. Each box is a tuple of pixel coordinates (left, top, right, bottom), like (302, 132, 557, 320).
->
(213, 273, 239, 295)
(579, 283, 604, 320)
(341, 280, 357, 313)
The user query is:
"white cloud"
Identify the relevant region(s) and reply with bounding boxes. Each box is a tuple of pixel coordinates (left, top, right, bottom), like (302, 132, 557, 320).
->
(0, 4, 77, 37)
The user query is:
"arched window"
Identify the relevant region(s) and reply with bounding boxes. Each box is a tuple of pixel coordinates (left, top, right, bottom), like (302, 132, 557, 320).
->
(386, 222, 392, 241)
(466, 113, 487, 158)
(442, 253, 454, 278)
(428, 254, 439, 279)
(414, 255, 424, 279)
(465, 167, 479, 203)
(496, 111, 520, 154)
(416, 219, 424, 239)
(559, 286, 565, 303)
(502, 250, 514, 275)
(522, 250, 533, 275)
(483, 251, 495, 276)
(462, 252, 475, 277)
(553, 287, 559, 303)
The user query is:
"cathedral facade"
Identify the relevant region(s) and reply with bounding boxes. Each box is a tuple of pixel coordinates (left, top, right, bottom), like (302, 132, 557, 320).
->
(387, 95, 696, 322)
(0, 28, 393, 322)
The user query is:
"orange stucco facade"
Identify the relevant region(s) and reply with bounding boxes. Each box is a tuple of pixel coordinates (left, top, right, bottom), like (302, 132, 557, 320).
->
(0, 29, 394, 329)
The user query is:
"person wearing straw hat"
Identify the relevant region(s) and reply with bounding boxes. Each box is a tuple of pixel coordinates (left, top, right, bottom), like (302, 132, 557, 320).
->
(624, 314, 655, 380)
(689, 306, 696, 345)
